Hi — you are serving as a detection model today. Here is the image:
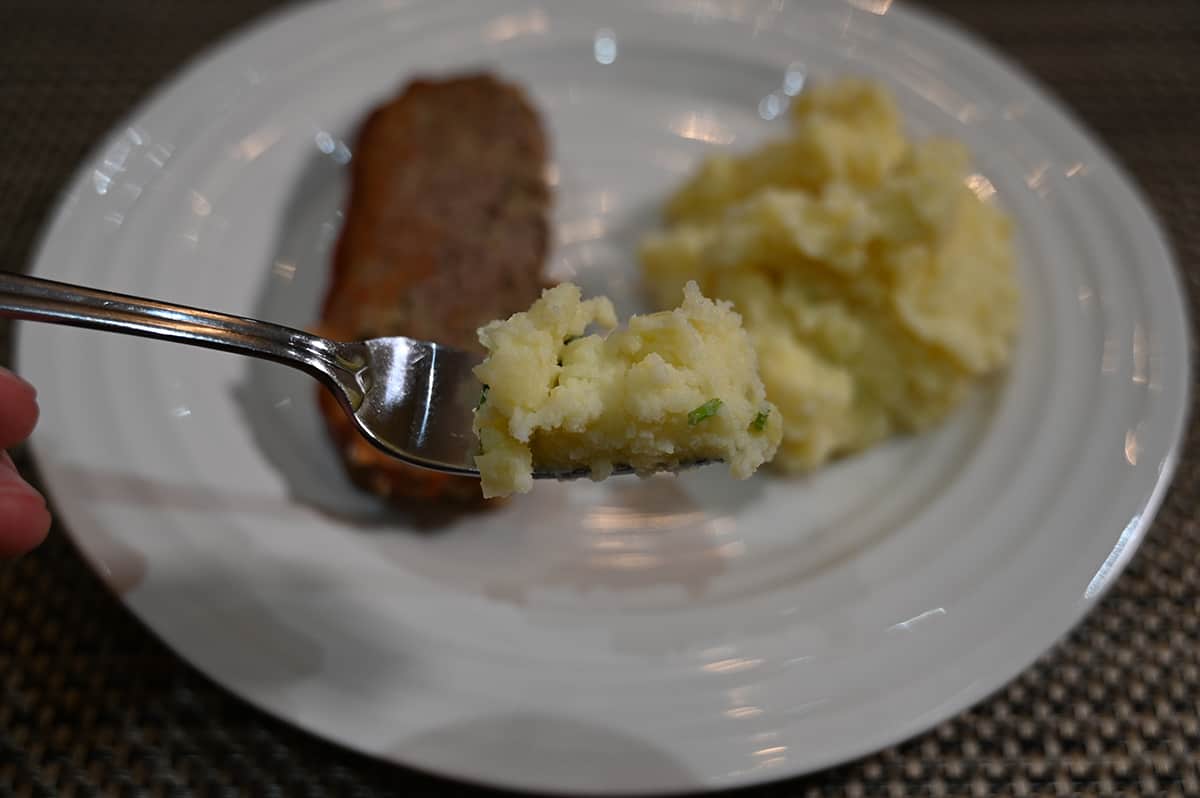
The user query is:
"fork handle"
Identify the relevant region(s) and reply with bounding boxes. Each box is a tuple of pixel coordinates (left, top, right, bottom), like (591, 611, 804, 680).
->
(0, 272, 366, 408)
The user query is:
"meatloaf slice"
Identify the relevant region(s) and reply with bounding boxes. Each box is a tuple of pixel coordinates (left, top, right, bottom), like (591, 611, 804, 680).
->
(317, 73, 551, 504)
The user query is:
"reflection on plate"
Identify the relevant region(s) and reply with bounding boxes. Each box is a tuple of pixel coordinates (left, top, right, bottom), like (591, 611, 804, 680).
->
(18, 0, 1189, 793)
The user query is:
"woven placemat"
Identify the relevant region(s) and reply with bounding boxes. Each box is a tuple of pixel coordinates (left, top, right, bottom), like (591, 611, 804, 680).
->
(2, 1, 1198, 795)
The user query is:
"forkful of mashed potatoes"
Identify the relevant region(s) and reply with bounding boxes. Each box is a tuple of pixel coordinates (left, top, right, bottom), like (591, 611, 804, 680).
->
(0, 271, 778, 500)
(471, 281, 783, 498)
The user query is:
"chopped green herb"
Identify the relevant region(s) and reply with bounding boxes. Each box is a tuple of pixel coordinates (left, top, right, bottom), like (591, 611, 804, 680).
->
(477, 384, 490, 407)
(750, 410, 770, 432)
(687, 398, 723, 426)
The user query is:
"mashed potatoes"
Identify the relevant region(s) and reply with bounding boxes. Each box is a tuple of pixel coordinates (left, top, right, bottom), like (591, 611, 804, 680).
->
(472, 282, 782, 498)
(640, 78, 1019, 471)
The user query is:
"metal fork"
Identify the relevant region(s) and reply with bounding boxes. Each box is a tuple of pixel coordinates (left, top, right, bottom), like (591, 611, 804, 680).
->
(0, 272, 492, 478)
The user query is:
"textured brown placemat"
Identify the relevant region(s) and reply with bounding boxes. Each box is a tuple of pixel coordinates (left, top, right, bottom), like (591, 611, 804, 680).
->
(2, 1, 1198, 795)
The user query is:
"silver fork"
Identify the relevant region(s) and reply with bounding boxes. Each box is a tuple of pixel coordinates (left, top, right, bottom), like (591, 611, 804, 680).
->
(0, 273, 702, 480)
(1, 272, 486, 475)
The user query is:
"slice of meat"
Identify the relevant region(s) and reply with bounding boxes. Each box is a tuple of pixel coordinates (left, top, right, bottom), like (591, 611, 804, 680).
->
(317, 73, 551, 505)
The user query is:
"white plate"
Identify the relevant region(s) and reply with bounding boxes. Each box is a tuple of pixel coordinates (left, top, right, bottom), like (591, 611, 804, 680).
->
(17, 0, 1190, 793)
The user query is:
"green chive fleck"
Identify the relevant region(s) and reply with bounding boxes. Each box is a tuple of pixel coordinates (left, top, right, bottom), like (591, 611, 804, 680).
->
(688, 398, 723, 426)
(478, 384, 490, 407)
(750, 410, 770, 432)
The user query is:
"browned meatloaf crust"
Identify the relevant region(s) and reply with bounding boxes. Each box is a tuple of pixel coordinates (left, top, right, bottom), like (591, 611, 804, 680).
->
(317, 73, 551, 504)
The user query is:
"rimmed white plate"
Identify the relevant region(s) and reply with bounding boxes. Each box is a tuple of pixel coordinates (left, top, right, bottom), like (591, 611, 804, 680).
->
(17, 0, 1190, 793)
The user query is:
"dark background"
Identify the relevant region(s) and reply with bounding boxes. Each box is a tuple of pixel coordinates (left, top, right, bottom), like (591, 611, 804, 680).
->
(2, 1, 1198, 795)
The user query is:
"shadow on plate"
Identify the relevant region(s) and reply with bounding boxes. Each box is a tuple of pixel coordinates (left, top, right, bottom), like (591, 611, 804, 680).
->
(387, 713, 700, 793)
(369, 472, 763, 609)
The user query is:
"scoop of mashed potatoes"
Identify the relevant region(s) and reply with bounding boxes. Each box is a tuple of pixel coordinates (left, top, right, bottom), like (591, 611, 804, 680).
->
(472, 281, 782, 498)
(640, 78, 1019, 471)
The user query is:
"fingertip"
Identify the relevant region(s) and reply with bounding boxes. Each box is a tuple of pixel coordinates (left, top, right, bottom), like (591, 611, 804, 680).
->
(0, 367, 36, 398)
(0, 369, 39, 448)
(0, 490, 51, 558)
